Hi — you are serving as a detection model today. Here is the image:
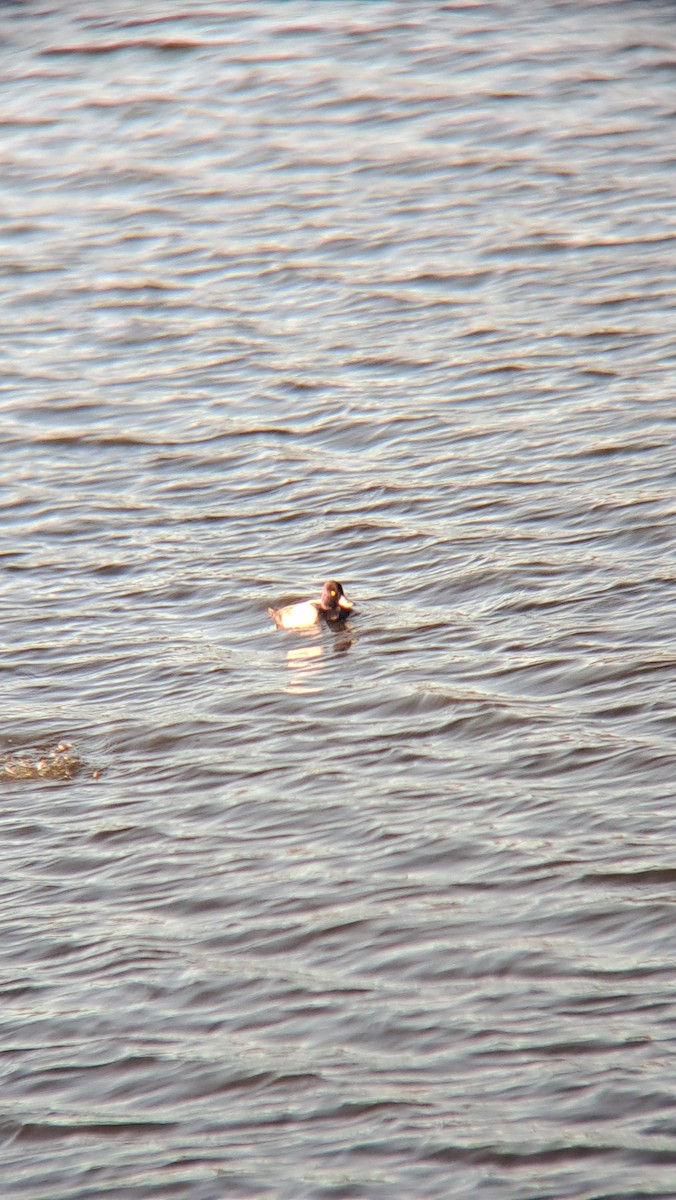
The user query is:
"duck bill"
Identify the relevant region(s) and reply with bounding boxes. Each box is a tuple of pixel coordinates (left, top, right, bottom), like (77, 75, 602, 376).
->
(338, 596, 353, 611)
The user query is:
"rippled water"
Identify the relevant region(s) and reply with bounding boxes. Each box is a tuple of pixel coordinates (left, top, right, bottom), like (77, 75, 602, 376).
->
(2, 2, 676, 1197)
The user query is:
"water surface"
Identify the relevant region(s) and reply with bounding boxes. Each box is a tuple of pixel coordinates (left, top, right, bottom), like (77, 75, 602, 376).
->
(2, 2, 676, 1197)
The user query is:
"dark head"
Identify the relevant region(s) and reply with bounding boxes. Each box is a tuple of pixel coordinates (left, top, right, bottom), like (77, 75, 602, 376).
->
(319, 580, 353, 619)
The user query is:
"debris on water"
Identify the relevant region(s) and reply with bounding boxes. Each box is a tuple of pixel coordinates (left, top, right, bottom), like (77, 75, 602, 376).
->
(1, 741, 85, 782)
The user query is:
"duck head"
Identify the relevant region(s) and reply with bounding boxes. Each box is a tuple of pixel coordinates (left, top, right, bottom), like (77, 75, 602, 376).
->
(318, 580, 353, 620)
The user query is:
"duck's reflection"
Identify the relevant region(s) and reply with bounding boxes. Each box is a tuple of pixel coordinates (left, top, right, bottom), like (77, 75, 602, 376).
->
(284, 630, 356, 693)
(285, 638, 325, 694)
(332, 631, 354, 655)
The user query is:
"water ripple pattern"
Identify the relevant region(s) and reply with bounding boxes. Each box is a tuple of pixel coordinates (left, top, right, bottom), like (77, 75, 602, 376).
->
(2, 2, 676, 1198)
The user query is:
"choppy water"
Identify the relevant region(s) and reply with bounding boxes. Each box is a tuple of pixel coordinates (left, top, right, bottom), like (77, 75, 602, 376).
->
(2, 2, 676, 1197)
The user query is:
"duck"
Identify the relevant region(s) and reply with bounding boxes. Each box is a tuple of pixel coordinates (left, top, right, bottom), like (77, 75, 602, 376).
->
(268, 580, 354, 630)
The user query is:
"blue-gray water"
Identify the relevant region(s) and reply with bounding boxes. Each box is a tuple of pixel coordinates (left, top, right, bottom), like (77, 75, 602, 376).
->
(2, 2, 676, 1197)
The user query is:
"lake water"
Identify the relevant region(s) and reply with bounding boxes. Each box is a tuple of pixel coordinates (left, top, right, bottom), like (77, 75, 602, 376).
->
(2, 2, 676, 1197)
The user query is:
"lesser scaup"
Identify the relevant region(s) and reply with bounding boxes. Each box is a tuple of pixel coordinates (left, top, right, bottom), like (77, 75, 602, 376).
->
(268, 580, 354, 630)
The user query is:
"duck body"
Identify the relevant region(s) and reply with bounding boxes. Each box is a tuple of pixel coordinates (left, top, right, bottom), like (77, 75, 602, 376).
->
(269, 580, 353, 631)
(268, 599, 324, 631)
